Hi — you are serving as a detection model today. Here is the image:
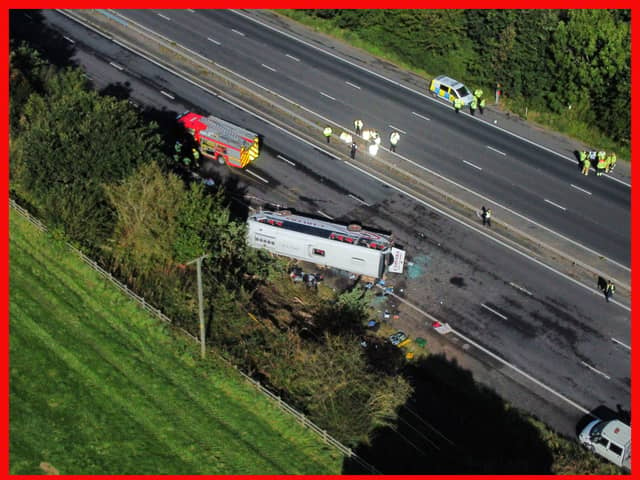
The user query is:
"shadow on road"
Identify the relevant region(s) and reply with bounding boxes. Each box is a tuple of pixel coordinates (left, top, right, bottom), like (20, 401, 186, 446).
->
(343, 354, 555, 474)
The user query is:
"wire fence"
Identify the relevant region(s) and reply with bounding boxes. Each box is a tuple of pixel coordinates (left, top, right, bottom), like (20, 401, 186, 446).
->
(9, 198, 378, 474)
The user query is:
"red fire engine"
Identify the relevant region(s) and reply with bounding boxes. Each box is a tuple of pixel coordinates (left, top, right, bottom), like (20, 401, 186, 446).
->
(177, 111, 260, 168)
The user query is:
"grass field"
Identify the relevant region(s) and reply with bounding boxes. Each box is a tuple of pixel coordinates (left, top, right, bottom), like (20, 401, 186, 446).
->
(9, 210, 343, 474)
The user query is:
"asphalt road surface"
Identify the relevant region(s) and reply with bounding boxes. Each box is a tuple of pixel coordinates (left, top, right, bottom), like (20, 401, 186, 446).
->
(17, 9, 630, 451)
(117, 9, 630, 268)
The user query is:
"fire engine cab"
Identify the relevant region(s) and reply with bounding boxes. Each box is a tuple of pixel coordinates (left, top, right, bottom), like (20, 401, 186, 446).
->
(177, 111, 260, 168)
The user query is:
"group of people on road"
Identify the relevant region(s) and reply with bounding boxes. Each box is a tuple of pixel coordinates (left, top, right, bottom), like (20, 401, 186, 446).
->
(323, 119, 402, 160)
(454, 88, 486, 115)
(579, 150, 617, 177)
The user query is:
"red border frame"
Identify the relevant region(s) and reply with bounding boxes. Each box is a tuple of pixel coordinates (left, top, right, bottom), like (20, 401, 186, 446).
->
(3, 3, 636, 480)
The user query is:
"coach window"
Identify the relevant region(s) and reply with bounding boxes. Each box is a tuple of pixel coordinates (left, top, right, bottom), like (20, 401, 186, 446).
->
(312, 248, 325, 257)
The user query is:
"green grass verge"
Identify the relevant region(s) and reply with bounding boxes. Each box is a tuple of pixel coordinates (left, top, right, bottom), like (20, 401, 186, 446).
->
(9, 210, 343, 475)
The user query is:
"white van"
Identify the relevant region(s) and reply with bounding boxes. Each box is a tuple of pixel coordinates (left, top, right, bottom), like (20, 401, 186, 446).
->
(579, 419, 631, 470)
(429, 75, 475, 106)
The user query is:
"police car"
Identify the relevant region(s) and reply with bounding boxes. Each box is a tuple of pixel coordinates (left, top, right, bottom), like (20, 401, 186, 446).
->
(429, 75, 475, 106)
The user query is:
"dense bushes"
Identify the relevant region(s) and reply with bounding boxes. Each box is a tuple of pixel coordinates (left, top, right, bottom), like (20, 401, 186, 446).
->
(292, 9, 630, 146)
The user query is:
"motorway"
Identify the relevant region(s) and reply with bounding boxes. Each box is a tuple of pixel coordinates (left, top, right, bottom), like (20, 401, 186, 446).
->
(118, 9, 630, 269)
(17, 9, 631, 456)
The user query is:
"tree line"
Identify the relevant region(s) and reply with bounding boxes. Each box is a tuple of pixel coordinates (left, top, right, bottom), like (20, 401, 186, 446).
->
(9, 43, 412, 448)
(291, 9, 630, 147)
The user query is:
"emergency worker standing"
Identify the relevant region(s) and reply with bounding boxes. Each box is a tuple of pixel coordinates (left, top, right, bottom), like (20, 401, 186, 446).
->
(582, 156, 591, 176)
(606, 153, 617, 173)
(479, 97, 486, 114)
(323, 126, 333, 143)
(454, 96, 463, 113)
(389, 131, 400, 152)
(605, 280, 616, 302)
(350, 141, 358, 159)
(354, 119, 363, 136)
(470, 96, 478, 116)
(596, 155, 607, 176)
(579, 151, 587, 170)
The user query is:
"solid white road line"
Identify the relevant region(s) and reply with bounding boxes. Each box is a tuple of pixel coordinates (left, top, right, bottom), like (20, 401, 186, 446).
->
(571, 184, 592, 195)
(386, 290, 591, 415)
(157, 13, 171, 21)
(509, 282, 532, 296)
(207, 37, 221, 45)
(411, 111, 431, 121)
(486, 145, 506, 156)
(285, 53, 300, 62)
(343, 160, 629, 311)
(611, 337, 631, 351)
(160, 90, 174, 100)
(388, 125, 406, 134)
(261, 63, 276, 72)
(231, 28, 245, 36)
(319, 91, 336, 101)
(544, 198, 567, 211)
(481, 304, 508, 320)
(345, 81, 361, 90)
(277, 154, 296, 166)
(463, 160, 482, 171)
(349, 194, 370, 206)
(580, 361, 611, 380)
(317, 210, 334, 220)
(109, 61, 124, 71)
(245, 169, 269, 183)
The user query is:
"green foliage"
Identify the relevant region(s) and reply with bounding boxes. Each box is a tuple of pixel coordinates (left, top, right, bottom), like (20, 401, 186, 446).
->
(105, 161, 184, 279)
(546, 10, 630, 143)
(9, 211, 343, 474)
(10, 63, 165, 248)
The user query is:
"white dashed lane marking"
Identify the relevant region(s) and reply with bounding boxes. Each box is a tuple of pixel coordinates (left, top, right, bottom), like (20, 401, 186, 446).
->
(345, 81, 361, 90)
(261, 64, 276, 72)
(463, 160, 482, 171)
(348, 194, 370, 206)
(544, 199, 566, 211)
(231, 29, 245, 36)
(160, 90, 175, 100)
(481, 304, 507, 320)
(109, 62, 124, 71)
(580, 361, 611, 380)
(611, 337, 630, 351)
(246, 169, 269, 183)
(207, 37, 221, 45)
(571, 184, 592, 195)
(317, 210, 334, 220)
(486, 145, 506, 156)
(277, 154, 296, 166)
(388, 125, 406, 134)
(320, 91, 336, 101)
(285, 53, 300, 62)
(157, 13, 171, 21)
(411, 111, 431, 121)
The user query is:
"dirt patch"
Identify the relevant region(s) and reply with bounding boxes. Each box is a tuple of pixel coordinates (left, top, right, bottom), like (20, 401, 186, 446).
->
(39, 462, 59, 475)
